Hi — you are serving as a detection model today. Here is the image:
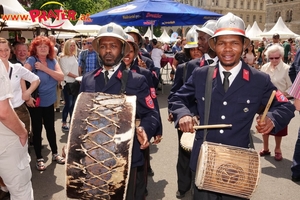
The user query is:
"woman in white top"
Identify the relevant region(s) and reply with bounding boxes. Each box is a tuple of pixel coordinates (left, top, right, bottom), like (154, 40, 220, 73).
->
(151, 39, 166, 82)
(0, 37, 39, 199)
(260, 44, 292, 161)
(58, 39, 80, 131)
(0, 38, 40, 133)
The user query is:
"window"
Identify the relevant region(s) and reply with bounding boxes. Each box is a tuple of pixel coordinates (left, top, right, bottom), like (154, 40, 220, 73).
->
(260, 2, 263, 10)
(234, 0, 237, 8)
(247, 1, 250, 9)
(253, 15, 256, 22)
(216, 0, 219, 6)
(226, 0, 230, 7)
(289, 10, 293, 22)
(240, 1, 244, 8)
(253, 2, 257, 9)
(240, 14, 244, 19)
(259, 15, 262, 23)
(246, 15, 249, 22)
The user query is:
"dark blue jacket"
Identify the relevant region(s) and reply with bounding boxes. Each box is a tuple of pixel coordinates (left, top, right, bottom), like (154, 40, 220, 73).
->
(129, 63, 163, 136)
(168, 56, 210, 115)
(169, 61, 295, 172)
(289, 48, 300, 82)
(80, 63, 160, 168)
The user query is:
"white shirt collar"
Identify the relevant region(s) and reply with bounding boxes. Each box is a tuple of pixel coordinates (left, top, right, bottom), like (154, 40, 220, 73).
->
(102, 63, 121, 79)
(219, 60, 242, 86)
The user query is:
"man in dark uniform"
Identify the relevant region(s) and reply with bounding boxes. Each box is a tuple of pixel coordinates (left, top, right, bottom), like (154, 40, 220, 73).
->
(79, 22, 160, 200)
(169, 13, 295, 200)
(167, 20, 218, 199)
(123, 27, 158, 87)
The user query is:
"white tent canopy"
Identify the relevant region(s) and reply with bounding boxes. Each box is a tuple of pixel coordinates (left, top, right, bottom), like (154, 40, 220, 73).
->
(143, 27, 157, 40)
(0, 0, 28, 15)
(158, 29, 170, 43)
(260, 17, 299, 38)
(245, 24, 251, 34)
(246, 21, 263, 41)
(74, 19, 101, 35)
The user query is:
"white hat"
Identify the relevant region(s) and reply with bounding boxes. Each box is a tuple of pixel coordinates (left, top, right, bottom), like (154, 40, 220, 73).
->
(184, 28, 198, 49)
(208, 13, 250, 51)
(92, 22, 131, 56)
(196, 20, 217, 37)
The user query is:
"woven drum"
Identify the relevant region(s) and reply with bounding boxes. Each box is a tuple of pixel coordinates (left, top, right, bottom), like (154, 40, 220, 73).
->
(195, 141, 260, 199)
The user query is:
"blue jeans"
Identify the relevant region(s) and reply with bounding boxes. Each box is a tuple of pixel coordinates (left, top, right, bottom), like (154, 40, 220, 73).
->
(62, 86, 77, 123)
(291, 126, 300, 178)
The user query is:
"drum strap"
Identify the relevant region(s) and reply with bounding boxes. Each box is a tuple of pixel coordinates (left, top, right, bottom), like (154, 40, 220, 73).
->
(203, 65, 215, 141)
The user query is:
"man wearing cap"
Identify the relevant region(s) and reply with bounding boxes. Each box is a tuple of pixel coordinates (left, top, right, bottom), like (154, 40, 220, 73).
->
(168, 19, 217, 199)
(182, 20, 218, 80)
(167, 26, 203, 199)
(79, 22, 160, 200)
(169, 13, 295, 200)
(124, 27, 159, 88)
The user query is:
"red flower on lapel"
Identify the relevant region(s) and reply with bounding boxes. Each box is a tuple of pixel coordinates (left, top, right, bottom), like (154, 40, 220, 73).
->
(131, 69, 137, 73)
(117, 70, 122, 79)
(94, 69, 102, 77)
(243, 69, 249, 81)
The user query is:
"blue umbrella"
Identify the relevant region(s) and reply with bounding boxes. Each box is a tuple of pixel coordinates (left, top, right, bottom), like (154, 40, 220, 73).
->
(87, 0, 222, 26)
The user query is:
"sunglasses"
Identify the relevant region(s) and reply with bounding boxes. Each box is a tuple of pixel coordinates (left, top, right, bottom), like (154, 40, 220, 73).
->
(86, 42, 92, 45)
(269, 57, 280, 60)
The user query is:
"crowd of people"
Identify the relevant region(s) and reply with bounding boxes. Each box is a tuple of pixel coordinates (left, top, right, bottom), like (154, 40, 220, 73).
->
(0, 11, 300, 200)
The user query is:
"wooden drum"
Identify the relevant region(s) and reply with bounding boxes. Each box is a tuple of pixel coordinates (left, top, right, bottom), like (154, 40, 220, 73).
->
(66, 92, 136, 200)
(195, 141, 260, 199)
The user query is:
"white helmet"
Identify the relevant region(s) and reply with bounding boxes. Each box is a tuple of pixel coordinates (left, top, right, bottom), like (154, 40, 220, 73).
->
(92, 22, 131, 57)
(123, 26, 143, 48)
(196, 20, 217, 37)
(184, 28, 198, 49)
(124, 34, 139, 57)
(208, 13, 250, 51)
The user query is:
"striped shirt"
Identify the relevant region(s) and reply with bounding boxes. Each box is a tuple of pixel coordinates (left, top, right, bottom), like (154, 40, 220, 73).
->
(289, 72, 300, 99)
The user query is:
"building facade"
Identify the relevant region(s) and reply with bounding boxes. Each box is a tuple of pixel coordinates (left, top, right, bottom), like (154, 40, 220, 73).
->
(265, 0, 300, 35)
(166, 0, 267, 36)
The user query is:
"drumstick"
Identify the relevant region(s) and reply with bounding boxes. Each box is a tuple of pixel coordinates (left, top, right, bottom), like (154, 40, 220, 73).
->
(256, 90, 276, 134)
(260, 90, 276, 122)
(193, 124, 232, 130)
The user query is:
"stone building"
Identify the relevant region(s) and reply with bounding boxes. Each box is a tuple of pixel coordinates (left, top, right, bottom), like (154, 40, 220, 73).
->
(166, 0, 267, 36)
(265, 0, 300, 35)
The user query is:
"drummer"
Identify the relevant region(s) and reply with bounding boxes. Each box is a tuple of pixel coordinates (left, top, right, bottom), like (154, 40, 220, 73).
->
(79, 22, 160, 200)
(168, 12, 295, 200)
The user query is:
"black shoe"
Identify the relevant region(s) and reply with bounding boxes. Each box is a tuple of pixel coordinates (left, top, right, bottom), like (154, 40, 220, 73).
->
(148, 168, 154, 176)
(292, 176, 300, 182)
(145, 188, 148, 196)
(55, 108, 60, 112)
(176, 190, 185, 199)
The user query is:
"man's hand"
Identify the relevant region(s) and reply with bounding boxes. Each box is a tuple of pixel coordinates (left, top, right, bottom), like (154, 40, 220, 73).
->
(25, 97, 36, 107)
(178, 115, 194, 133)
(152, 135, 163, 144)
(256, 115, 275, 135)
(136, 126, 149, 149)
